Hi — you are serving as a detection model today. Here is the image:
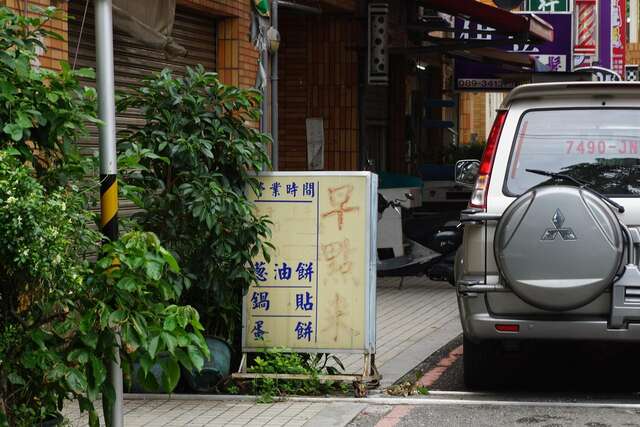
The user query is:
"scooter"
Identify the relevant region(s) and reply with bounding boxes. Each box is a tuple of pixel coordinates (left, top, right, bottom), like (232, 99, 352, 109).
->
(376, 193, 461, 285)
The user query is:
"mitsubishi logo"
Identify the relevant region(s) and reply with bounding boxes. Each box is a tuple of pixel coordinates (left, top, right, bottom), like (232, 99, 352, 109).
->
(541, 209, 577, 241)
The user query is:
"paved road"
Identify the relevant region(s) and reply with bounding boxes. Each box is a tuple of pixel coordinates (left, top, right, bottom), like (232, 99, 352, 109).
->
(393, 403, 640, 427)
(348, 338, 640, 426)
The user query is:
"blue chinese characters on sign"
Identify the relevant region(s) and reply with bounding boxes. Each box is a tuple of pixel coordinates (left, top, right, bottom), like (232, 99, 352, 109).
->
(248, 179, 320, 345)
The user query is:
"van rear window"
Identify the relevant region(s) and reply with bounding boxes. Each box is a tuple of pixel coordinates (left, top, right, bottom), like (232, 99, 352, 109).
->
(506, 109, 640, 197)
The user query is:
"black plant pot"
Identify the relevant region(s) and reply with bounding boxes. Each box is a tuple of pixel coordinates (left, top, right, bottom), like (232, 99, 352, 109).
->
(38, 413, 63, 427)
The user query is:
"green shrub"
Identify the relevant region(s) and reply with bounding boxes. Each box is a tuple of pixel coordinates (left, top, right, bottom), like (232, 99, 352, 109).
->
(0, 152, 209, 426)
(0, 6, 209, 425)
(0, 6, 98, 189)
(118, 66, 273, 344)
(247, 348, 349, 403)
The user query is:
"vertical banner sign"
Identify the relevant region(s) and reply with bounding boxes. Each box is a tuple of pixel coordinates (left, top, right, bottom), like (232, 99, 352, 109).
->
(611, 0, 626, 77)
(574, 0, 598, 63)
(525, 0, 570, 12)
(243, 172, 378, 353)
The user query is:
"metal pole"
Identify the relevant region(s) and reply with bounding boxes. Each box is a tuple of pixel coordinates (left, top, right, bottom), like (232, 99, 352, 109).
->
(279, 0, 322, 14)
(260, 47, 269, 136)
(94, 0, 123, 426)
(271, 0, 279, 170)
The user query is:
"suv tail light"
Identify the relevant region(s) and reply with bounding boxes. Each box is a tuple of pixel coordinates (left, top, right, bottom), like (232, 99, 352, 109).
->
(469, 110, 508, 210)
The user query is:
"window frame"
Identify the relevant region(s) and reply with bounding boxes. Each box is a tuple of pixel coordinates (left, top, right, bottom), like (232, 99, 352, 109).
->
(502, 107, 640, 199)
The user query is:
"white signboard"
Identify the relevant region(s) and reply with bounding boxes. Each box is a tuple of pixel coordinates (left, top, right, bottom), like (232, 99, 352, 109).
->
(243, 172, 378, 353)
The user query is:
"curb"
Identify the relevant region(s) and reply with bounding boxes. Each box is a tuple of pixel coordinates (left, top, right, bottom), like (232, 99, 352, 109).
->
(124, 392, 640, 409)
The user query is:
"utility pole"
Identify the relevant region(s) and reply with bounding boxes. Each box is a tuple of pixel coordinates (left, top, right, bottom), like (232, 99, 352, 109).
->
(94, 0, 123, 426)
(271, 0, 279, 170)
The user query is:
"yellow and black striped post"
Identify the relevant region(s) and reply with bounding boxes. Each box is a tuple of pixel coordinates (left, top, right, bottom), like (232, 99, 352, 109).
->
(95, 0, 124, 425)
(100, 174, 118, 240)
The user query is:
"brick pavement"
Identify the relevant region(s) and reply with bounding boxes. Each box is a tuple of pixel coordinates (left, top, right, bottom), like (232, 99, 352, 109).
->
(61, 277, 461, 426)
(62, 399, 330, 427)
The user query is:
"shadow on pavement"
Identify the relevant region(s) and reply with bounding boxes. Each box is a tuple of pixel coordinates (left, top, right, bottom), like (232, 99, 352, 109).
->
(433, 339, 640, 394)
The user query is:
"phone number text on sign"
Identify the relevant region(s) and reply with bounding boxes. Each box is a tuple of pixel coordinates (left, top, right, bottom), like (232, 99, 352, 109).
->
(565, 140, 640, 155)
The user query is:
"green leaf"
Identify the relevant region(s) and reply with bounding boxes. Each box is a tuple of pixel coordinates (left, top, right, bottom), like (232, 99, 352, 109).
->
(161, 332, 177, 355)
(89, 410, 100, 427)
(187, 345, 205, 371)
(3, 123, 23, 141)
(68, 349, 90, 364)
(76, 67, 96, 79)
(7, 372, 25, 386)
(108, 310, 127, 326)
(66, 368, 88, 394)
(160, 358, 180, 393)
(90, 355, 107, 387)
(139, 353, 153, 377)
(160, 249, 179, 272)
(116, 276, 137, 292)
(148, 335, 160, 359)
(137, 367, 159, 392)
(144, 260, 162, 281)
(163, 317, 177, 332)
(81, 332, 99, 350)
(46, 92, 59, 103)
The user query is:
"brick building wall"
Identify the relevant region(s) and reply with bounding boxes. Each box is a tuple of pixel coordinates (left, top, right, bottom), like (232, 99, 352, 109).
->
(11, 0, 257, 90)
(178, 0, 257, 89)
(627, 43, 640, 67)
(278, 11, 360, 171)
(458, 92, 487, 145)
(4, 0, 68, 71)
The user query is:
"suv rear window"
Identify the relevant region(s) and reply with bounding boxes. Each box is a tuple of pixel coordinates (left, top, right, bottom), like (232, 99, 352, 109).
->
(506, 109, 640, 197)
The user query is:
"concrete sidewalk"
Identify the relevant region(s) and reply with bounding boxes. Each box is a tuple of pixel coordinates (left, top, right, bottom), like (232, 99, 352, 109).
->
(62, 277, 460, 426)
(336, 277, 460, 387)
(62, 398, 367, 427)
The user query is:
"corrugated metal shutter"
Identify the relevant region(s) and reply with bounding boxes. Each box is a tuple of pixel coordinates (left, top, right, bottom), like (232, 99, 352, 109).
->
(68, 1, 217, 215)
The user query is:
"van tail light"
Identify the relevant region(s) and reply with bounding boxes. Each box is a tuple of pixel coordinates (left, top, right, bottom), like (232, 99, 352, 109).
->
(495, 324, 519, 333)
(469, 110, 508, 210)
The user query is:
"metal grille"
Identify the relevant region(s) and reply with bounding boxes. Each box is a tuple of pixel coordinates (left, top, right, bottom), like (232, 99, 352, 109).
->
(68, 1, 217, 153)
(68, 1, 217, 215)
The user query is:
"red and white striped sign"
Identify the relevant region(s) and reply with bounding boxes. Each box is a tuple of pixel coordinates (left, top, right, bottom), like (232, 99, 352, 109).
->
(575, 0, 597, 55)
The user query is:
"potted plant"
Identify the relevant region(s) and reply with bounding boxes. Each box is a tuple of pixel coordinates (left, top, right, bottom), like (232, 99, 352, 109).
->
(117, 66, 273, 385)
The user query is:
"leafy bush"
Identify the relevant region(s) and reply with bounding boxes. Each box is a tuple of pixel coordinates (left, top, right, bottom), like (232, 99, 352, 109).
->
(0, 6, 98, 189)
(247, 348, 348, 403)
(0, 6, 208, 425)
(0, 151, 97, 425)
(118, 66, 273, 344)
(0, 152, 209, 426)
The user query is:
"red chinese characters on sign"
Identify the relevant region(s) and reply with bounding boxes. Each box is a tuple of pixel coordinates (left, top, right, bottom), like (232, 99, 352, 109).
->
(612, 0, 626, 77)
(575, 0, 598, 56)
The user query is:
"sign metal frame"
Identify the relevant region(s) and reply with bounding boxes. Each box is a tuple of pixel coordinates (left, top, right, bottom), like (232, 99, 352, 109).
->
(233, 171, 380, 396)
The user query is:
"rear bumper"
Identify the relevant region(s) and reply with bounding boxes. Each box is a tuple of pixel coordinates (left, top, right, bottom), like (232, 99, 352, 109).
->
(459, 293, 640, 342)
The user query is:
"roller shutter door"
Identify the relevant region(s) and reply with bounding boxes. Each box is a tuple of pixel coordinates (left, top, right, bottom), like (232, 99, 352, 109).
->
(68, 1, 217, 215)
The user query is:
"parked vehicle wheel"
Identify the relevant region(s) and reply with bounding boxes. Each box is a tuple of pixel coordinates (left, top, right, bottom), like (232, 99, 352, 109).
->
(463, 334, 498, 390)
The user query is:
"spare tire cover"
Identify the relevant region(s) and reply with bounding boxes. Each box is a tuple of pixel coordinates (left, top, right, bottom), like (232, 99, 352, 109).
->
(495, 185, 623, 311)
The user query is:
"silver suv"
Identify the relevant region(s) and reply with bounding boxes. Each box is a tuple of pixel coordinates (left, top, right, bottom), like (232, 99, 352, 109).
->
(455, 82, 640, 388)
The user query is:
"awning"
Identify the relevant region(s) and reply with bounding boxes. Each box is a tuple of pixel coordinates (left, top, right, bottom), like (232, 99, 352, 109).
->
(419, 0, 554, 44)
(448, 47, 534, 71)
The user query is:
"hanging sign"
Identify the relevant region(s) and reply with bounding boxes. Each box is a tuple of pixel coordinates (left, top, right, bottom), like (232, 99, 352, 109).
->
(524, 0, 570, 12)
(454, 14, 572, 91)
(243, 172, 378, 353)
(574, 0, 598, 57)
(611, 0, 626, 77)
